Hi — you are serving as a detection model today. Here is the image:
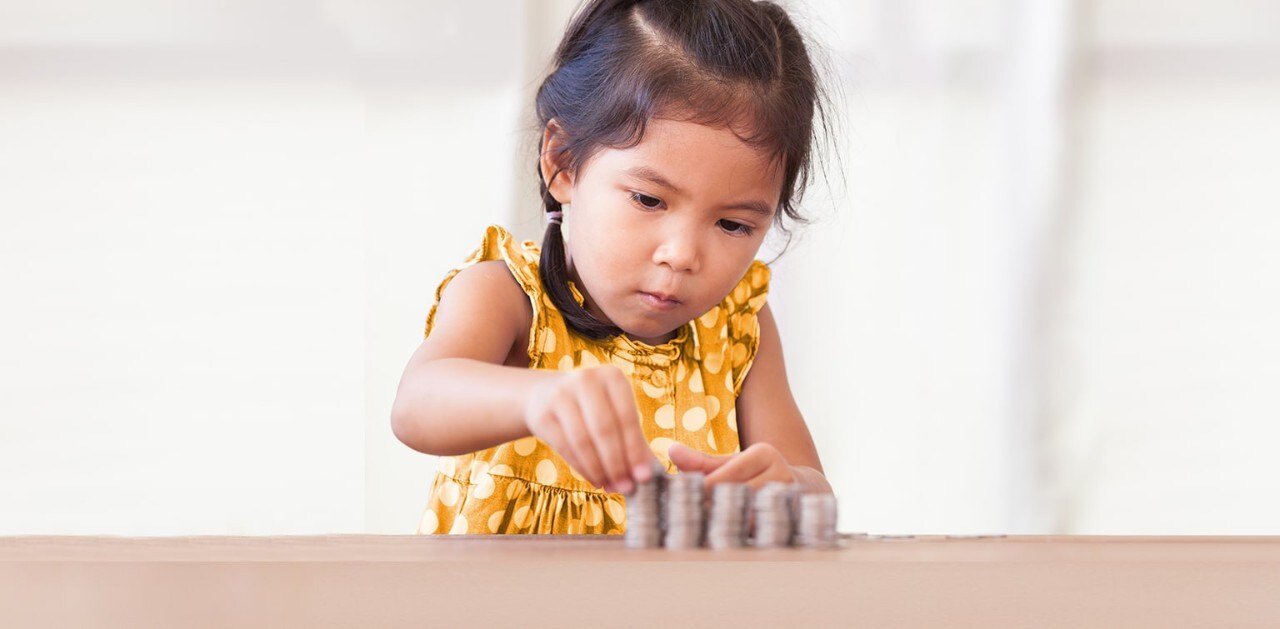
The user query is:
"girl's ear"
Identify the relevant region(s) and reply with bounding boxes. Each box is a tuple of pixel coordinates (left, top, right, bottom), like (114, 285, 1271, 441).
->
(540, 119, 575, 205)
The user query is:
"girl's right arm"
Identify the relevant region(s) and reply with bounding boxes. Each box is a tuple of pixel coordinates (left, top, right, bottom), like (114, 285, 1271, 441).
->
(390, 260, 655, 492)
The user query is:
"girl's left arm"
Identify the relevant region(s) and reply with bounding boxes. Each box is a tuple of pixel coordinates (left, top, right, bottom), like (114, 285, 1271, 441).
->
(668, 304, 833, 494)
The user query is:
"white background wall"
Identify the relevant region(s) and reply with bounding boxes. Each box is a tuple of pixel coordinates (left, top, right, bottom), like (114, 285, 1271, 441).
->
(2, 0, 1278, 535)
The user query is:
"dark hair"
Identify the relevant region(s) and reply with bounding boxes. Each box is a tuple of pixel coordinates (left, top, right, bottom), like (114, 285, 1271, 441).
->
(536, 0, 833, 339)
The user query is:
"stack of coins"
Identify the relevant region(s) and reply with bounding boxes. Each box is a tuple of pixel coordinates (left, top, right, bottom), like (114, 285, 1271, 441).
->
(751, 483, 793, 548)
(785, 483, 804, 546)
(706, 482, 750, 549)
(795, 493, 839, 549)
(622, 461, 667, 548)
(663, 471, 706, 549)
(625, 466, 843, 551)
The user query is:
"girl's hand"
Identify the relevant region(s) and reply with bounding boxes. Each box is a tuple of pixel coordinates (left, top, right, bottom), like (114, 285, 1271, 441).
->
(523, 365, 656, 494)
(667, 442, 798, 490)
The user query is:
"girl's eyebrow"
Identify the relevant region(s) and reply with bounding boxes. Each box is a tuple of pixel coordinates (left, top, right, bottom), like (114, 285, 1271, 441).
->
(624, 165, 684, 194)
(623, 165, 775, 216)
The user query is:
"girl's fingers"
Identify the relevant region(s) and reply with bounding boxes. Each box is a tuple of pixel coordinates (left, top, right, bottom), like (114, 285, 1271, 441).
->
(668, 442, 733, 474)
(605, 371, 656, 482)
(704, 446, 774, 486)
(579, 383, 633, 493)
(554, 400, 608, 489)
(528, 414, 576, 479)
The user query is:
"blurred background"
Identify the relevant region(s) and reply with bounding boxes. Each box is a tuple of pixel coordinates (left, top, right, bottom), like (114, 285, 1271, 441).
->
(1, 0, 1277, 536)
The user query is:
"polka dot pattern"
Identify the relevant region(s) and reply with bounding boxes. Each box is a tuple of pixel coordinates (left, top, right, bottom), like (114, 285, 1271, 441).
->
(418, 509, 439, 534)
(535, 459, 558, 485)
(688, 370, 704, 393)
(703, 350, 724, 375)
(610, 354, 635, 375)
(473, 474, 495, 500)
(654, 404, 676, 430)
(682, 406, 707, 432)
(706, 395, 721, 418)
(513, 506, 533, 529)
(540, 329, 557, 355)
(416, 225, 768, 535)
(513, 437, 537, 457)
(438, 481, 460, 507)
(699, 308, 719, 328)
(605, 498, 626, 524)
(648, 437, 675, 465)
(641, 380, 666, 399)
(584, 501, 603, 527)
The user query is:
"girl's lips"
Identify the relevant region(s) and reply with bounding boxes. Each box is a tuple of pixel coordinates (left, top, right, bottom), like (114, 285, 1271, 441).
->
(639, 291, 681, 311)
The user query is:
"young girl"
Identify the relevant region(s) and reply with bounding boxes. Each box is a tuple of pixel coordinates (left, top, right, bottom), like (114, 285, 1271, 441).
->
(392, 0, 833, 535)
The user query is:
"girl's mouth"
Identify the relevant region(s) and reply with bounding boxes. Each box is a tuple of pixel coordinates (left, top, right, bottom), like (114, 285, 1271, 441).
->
(639, 291, 681, 311)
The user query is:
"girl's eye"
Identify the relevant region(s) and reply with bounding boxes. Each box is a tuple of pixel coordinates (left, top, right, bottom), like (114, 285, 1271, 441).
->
(630, 192, 664, 210)
(718, 219, 754, 236)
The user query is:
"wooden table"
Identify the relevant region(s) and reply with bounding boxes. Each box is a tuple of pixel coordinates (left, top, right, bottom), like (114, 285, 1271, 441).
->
(3, 534, 1278, 628)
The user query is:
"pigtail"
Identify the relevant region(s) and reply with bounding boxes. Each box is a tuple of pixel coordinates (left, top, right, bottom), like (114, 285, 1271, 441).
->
(538, 166, 623, 340)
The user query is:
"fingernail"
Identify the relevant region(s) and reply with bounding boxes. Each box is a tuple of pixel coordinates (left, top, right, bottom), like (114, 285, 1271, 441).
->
(616, 479, 634, 494)
(632, 464, 651, 482)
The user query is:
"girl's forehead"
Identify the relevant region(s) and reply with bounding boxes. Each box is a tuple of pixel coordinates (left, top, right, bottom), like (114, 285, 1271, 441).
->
(640, 117, 770, 153)
(610, 119, 781, 178)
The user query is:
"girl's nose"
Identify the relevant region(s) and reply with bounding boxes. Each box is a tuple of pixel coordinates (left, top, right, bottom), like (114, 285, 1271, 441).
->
(652, 232, 700, 273)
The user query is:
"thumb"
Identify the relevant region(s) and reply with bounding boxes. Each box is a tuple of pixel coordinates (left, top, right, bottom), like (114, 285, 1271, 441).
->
(668, 442, 733, 474)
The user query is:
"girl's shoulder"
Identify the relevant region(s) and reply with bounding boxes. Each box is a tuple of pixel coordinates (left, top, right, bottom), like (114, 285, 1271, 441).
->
(428, 224, 543, 305)
(451, 224, 544, 294)
(423, 225, 543, 362)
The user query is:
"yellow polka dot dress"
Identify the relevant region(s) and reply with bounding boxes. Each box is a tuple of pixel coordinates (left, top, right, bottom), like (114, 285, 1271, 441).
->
(416, 225, 770, 535)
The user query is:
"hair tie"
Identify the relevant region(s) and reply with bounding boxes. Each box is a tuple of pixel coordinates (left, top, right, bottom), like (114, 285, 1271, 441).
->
(547, 210, 564, 225)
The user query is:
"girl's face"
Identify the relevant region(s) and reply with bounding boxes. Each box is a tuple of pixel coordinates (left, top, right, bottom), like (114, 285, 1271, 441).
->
(545, 117, 784, 345)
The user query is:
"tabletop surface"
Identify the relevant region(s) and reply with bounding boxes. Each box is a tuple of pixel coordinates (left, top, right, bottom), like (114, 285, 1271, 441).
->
(5, 534, 1280, 628)
(5, 532, 1280, 562)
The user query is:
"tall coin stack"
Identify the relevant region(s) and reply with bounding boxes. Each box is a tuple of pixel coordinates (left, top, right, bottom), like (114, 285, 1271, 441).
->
(623, 461, 667, 548)
(662, 472, 706, 549)
(706, 482, 751, 549)
(751, 483, 793, 548)
(785, 483, 804, 546)
(795, 493, 839, 549)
